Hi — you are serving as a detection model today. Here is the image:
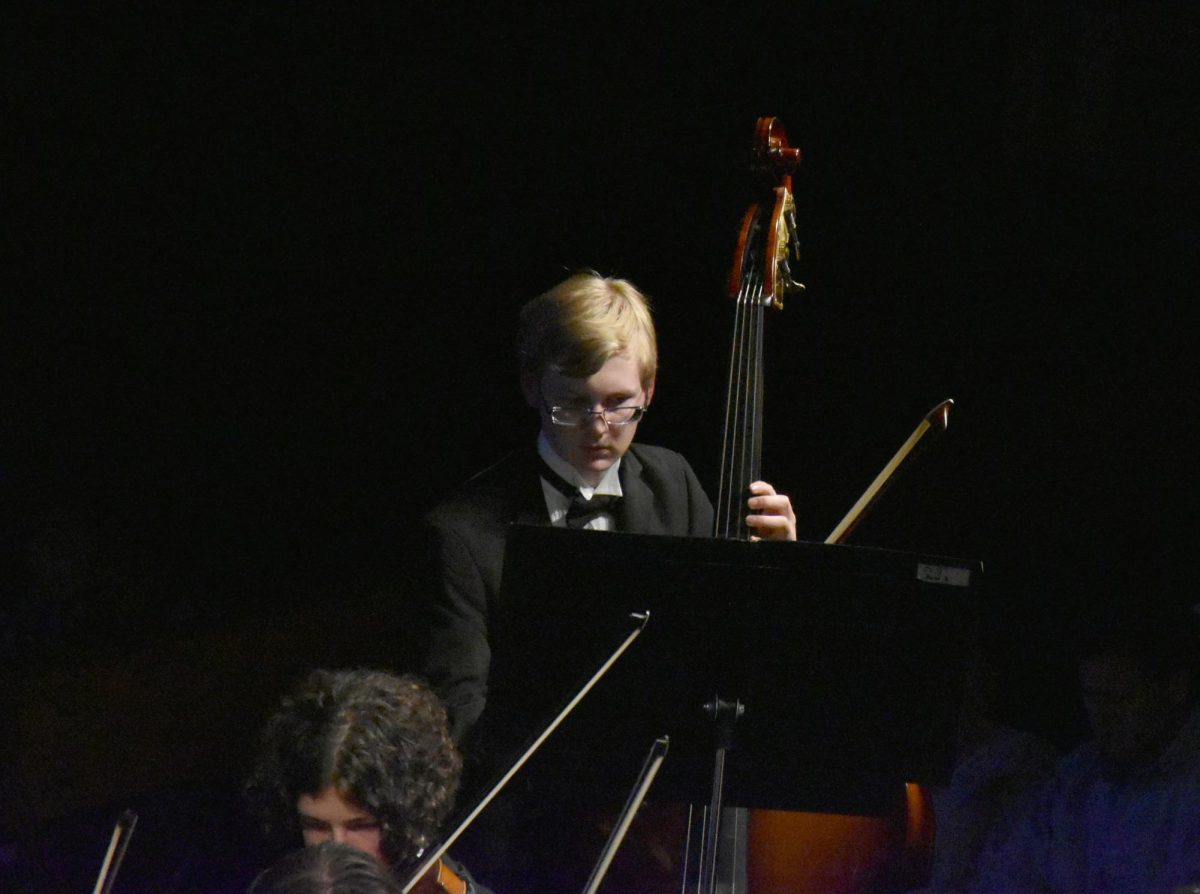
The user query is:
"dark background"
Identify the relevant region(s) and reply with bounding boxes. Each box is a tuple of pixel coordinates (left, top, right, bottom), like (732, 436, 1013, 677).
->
(4, 3, 1197, 891)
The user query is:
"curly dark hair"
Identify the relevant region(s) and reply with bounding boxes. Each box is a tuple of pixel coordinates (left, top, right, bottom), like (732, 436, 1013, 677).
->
(245, 669, 462, 869)
(248, 842, 401, 894)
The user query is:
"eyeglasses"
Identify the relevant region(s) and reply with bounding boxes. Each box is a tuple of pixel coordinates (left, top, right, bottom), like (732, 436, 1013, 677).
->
(544, 402, 647, 427)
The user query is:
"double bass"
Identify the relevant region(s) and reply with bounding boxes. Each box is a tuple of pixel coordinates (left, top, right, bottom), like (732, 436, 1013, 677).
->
(711, 117, 936, 894)
(714, 116, 805, 542)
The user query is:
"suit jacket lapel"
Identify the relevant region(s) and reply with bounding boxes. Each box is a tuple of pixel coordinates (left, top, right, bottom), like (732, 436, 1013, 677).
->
(511, 448, 553, 527)
(616, 448, 666, 535)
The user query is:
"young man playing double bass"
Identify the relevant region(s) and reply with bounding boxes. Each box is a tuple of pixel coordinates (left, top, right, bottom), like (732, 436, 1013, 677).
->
(416, 270, 797, 745)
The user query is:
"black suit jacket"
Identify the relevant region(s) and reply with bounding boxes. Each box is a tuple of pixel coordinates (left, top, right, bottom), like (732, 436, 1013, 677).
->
(416, 443, 713, 741)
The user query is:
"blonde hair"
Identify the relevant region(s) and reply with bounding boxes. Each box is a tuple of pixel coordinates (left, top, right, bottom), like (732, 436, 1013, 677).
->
(517, 271, 658, 386)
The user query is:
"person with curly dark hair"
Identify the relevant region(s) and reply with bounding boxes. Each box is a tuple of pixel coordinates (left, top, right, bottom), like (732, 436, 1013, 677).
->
(245, 669, 491, 893)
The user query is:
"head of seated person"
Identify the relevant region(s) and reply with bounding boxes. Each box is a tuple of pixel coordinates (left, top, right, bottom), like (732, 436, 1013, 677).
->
(248, 841, 401, 894)
(518, 271, 658, 486)
(1073, 592, 1199, 778)
(245, 669, 462, 871)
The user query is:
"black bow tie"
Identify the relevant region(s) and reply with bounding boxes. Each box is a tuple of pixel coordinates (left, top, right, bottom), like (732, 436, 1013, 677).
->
(565, 492, 623, 529)
(538, 459, 623, 529)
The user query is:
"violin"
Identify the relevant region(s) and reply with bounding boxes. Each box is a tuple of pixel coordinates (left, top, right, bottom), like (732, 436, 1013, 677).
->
(407, 857, 468, 894)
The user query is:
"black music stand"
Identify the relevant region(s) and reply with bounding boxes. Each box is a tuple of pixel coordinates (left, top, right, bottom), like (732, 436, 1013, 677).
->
(482, 525, 982, 816)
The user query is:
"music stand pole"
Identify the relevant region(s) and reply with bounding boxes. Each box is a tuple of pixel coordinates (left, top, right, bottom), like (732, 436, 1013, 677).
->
(698, 697, 744, 894)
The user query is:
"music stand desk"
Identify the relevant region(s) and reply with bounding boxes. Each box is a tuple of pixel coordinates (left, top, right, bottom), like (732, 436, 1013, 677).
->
(485, 525, 982, 814)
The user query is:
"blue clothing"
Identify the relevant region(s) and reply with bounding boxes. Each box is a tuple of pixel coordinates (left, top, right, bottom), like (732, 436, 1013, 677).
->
(920, 726, 1058, 893)
(973, 706, 1200, 893)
